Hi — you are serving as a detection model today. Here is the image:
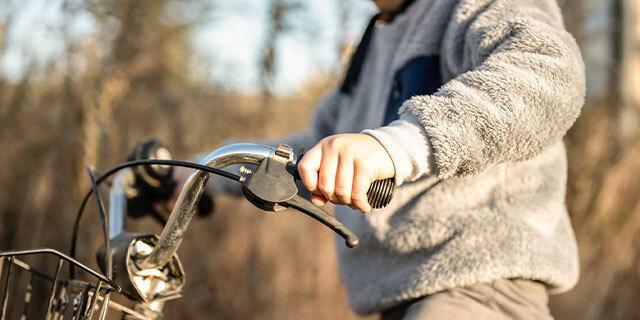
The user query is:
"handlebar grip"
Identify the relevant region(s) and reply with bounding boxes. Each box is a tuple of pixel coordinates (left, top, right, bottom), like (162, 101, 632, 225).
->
(366, 178, 395, 209)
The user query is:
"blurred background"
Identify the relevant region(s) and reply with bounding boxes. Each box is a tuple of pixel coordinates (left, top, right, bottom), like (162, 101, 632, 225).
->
(0, 0, 638, 319)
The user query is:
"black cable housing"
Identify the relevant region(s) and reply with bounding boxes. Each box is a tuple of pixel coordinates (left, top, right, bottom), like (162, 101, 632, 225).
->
(85, 166, 112, 281)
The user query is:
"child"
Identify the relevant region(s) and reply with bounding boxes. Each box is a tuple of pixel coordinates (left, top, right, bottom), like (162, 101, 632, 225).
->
(293, 0, 584, 318)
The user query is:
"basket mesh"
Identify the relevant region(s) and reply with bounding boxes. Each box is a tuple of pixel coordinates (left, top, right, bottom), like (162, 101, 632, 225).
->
(0, 249, 149, 320)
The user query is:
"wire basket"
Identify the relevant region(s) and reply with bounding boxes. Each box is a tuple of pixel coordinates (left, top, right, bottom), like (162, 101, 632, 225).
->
(0, 249, 150, 320)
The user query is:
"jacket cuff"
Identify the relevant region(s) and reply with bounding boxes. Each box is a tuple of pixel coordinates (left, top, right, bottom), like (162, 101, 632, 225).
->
(362, 113, 434, 186)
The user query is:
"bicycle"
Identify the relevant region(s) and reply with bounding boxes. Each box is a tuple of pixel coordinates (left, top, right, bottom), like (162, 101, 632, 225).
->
(0, 139, 395, 319)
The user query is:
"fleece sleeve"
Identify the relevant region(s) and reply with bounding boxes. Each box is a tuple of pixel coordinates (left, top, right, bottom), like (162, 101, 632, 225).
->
(365, 0, 585, 182)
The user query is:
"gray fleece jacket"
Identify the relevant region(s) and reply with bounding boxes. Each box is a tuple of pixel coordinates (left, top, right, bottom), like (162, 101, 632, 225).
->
(220, 0, 584, 314)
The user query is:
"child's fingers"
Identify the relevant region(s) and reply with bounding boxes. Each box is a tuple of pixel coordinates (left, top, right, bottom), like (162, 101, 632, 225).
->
(298, 145, 322, 194)
(310, 193, 328, 206)
(351, 161, 373, 213)
(334, 154, 354, 205)
(318, 145, 339, 202)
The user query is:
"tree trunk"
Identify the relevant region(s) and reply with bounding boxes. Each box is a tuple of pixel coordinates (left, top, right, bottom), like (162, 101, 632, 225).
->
(618, 0, 640, 144)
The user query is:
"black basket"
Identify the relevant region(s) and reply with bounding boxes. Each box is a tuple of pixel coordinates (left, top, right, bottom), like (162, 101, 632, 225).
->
(0, 249, 149, 320)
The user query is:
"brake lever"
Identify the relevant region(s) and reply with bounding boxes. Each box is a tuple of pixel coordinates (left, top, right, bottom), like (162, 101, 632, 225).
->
(285, 194, 359, 248)
(240, 144, 359, 248)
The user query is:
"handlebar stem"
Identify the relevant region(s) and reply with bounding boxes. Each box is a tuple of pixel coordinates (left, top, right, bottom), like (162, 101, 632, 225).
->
(136, 143, 275, 269)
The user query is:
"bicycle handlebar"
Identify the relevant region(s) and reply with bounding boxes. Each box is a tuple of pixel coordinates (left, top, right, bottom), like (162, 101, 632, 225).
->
(136, 143, 396, 270)
(137, 143, 274, 269)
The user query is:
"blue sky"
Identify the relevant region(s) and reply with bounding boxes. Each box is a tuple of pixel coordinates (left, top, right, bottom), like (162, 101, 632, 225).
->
(0, 0, 376, 94)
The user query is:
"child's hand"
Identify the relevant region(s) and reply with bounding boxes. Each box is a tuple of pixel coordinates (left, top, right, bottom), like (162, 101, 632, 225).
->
(297, 133, 395, 213)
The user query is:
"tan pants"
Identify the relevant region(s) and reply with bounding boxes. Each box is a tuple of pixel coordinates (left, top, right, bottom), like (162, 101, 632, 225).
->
(380, 279, 553, 320)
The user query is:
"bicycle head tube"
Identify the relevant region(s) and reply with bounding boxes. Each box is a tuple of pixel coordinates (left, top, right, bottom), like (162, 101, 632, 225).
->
(136, 143, 274, 269)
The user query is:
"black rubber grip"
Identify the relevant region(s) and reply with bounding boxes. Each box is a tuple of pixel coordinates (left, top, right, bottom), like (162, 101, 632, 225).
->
(366, 178, 395, 209)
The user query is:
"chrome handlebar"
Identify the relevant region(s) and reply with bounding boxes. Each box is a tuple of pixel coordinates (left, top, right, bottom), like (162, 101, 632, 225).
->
(136, 143, 274, 269)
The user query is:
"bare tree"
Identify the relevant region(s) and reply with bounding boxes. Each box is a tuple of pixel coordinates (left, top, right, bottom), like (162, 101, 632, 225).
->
(618, 0, 640, 144)
(337, 0, 351, 62)
(259, 0, 302, 109)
